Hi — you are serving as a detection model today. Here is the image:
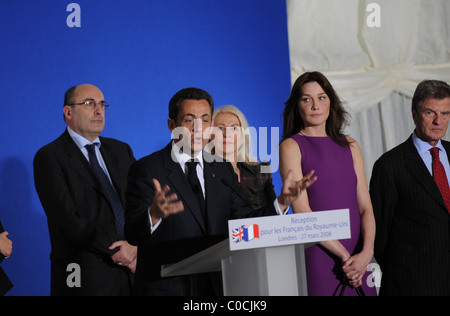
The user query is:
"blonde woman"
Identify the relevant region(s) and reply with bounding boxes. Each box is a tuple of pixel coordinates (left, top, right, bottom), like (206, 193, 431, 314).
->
(212, 105, 277, 212)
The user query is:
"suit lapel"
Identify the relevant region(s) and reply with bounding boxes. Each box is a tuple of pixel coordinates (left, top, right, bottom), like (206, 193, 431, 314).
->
(442, 140, 450, 165)
(99, 139, 124, 199)
(203, 153, 220, 225)
(404, 136, 447, 211)
(163, 143, 206, 233)
(62, 131, 111, 203)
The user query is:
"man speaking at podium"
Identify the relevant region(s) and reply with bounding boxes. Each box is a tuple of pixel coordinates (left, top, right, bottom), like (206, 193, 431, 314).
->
(125, 87, 315, 296)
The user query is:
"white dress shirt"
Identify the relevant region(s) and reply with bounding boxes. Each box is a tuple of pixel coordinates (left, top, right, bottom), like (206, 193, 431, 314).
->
(149, 142, 203, 232)
(171, 142, 205, 198)
(67, 126, 114, 184)
(149, 141, 285, 233)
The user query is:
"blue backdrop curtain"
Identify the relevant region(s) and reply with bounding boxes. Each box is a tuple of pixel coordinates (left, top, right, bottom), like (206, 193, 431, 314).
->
(0, 0, 291, 296)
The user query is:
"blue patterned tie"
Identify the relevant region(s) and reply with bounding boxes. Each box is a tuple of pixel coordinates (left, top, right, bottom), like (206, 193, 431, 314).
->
(85, 144, 125, 238)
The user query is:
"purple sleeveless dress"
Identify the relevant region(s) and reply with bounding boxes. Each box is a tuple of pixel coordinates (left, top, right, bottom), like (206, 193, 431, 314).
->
(291, 134, 377, 296)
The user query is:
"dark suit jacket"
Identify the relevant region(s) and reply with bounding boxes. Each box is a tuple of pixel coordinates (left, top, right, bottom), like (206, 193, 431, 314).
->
(238, 162, 277, 212)
(0, 220, 13, 296)
(33, 130, 136, 296)
(125, 142, 277, 296)
(370, 135, 450, 296)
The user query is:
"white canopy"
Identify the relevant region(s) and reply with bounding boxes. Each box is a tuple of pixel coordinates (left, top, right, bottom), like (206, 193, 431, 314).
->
(287, 0, 450, 175)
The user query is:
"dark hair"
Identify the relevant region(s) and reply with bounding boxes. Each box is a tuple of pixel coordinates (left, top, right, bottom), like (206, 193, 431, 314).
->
(64, 85, 78, 106)
(282, 71, 350, 147)
(169, 87, 214, 121)
(63, 85, 78, 121)
(412, 80, 450, 112)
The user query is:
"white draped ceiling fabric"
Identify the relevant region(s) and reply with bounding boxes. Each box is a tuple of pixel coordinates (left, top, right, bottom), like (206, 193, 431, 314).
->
(287, 0, 450, 177)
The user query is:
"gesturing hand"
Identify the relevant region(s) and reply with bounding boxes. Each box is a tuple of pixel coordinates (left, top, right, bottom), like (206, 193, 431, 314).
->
(149, 178, 184, 225)
(0, 231, 12, 258)
(277, 170, 317, 211)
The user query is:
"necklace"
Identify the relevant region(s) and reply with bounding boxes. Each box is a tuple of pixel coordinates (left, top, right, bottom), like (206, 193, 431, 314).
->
(299, 130, 328, 137)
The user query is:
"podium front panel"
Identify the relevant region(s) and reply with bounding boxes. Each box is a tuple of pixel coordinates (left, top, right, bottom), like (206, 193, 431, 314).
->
(221, 244, 308, 296)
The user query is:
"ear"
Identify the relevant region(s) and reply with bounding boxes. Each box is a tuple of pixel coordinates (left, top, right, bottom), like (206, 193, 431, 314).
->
(412, 109, 418, 125)
(63, 105, 72, 121)
(168, 118, 176, 132)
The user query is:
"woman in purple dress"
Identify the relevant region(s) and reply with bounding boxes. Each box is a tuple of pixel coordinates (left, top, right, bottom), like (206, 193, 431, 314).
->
(280, 72, 377, 296)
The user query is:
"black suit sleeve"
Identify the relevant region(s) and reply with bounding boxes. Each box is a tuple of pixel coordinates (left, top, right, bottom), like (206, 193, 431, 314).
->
(263, 173, 277, 206)
(259, 163, 277, 215)
(369, 157, 398, 268)
(124, 159, 153, 246)
(33, 148, 118, 257)
(0, 220, 13, 295)
(227, 163, 277, 219)
(0, 221, 5, 263)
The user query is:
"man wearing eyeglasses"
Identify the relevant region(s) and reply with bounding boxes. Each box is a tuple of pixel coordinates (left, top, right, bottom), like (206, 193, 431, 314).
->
(33, 84, 136, 296)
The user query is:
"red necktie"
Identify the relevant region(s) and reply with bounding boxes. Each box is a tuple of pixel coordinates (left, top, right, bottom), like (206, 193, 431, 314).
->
(430, 147, 450, 213)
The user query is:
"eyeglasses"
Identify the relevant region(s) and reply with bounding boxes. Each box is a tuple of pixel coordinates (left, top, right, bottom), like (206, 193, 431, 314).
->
(67, 100, 109, 109)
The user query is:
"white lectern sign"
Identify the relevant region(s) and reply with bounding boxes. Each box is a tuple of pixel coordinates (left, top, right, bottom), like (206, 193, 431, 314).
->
(228, 209, 351, 251)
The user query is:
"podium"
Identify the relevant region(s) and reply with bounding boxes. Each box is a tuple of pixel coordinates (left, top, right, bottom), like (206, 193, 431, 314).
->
(161, 209, 351, 296)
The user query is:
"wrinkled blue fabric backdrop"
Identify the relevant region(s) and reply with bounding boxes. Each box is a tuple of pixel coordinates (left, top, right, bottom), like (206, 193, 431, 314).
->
(0, 0, 291, 295)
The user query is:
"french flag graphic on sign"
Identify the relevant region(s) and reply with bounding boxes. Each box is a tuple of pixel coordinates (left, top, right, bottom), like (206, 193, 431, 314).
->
(232, 224, 259, 243)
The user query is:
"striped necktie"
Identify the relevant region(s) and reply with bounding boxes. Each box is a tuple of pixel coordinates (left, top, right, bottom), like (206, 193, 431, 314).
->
(430, 147, 450, 213)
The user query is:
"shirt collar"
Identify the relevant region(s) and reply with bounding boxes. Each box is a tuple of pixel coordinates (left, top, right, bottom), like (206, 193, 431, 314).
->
(67, 126, 101, 151)
(171, 141, 204, 169)
(412, 130, 444, 154)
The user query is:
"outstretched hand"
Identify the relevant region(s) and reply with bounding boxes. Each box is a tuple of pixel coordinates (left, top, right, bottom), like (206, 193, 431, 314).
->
(0, 231, 12, 258)
(277, 170, 317, 211)
(149, 178, 184, 225)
